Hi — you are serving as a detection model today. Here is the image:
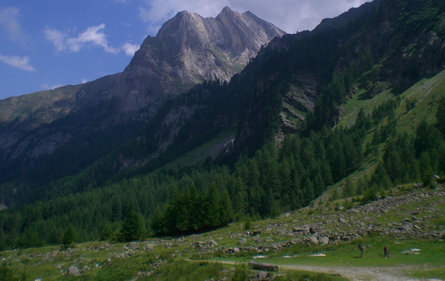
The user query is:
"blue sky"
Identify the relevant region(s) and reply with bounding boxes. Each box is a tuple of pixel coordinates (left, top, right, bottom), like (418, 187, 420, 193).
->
(0, 0, 369, 100)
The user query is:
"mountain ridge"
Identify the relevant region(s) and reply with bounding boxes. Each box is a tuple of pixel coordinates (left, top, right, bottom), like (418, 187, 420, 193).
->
(0, 7, 284, 193)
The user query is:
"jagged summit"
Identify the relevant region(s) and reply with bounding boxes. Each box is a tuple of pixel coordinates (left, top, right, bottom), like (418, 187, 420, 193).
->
(219, 6, 237, 16)
(125, 7, 285, 96)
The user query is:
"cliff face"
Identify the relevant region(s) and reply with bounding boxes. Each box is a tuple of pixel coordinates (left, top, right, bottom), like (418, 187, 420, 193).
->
(123, 6, 285, 100)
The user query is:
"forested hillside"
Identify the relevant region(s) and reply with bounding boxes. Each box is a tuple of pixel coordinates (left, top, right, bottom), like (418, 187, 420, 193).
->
(0, 0, 445, 249)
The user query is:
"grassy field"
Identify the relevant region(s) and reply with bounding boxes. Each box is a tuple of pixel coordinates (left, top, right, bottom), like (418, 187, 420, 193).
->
(1, 185, 444, 280)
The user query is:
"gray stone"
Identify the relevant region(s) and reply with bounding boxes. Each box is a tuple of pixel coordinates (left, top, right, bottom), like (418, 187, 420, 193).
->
(252, 271, 271, 281)
(309, 236, 319, 244)
(319, 237, 329, 245)
(67, 265, 81, 276)
(293, 227, 305, 232)
(238, 238, 247, 245)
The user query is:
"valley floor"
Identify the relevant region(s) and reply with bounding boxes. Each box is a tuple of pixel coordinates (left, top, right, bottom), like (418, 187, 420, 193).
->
(1, 184, 444, 281)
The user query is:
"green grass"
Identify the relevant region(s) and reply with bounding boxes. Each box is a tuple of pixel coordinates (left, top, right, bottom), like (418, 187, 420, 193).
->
(410, 267, 445, 280)
(2, 187, 444, 280)
(147, 260, 226, 281)
(328, 70, 445, 200)
(338, 88, 393, 128)
(214, 238, 445, 268)
(275, 269, 349, 281)
(161, 127, 237, 170)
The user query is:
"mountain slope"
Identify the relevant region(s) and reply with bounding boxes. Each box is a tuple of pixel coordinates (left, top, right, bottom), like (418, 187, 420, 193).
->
(0, 0, 445, 251)
(0, 7, 284, 204)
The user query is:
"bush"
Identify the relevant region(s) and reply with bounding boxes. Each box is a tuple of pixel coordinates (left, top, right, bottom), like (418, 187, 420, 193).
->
(360, 188, 378, 205)
(232, 263, 249, 281)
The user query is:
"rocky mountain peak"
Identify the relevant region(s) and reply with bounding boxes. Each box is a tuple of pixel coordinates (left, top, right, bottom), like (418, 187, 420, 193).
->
(219, 6, 237, 16)
(125, 6, 285, 96)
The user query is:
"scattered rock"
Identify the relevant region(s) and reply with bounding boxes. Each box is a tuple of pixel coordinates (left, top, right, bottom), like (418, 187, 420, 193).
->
(293, 227, 305, 233)
(238, 238, 247, 245)
(319, 237, 329, 245)
(252, 271, 271, 281)
(309, 236, 319, 244)
(67, 265, 81, 276)
(227, 247, 240, 254)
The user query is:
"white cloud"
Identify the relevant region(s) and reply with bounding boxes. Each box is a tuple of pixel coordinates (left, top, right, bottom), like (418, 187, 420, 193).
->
(0, 7, 27, 45)
(81, 79, 88, 84)
(122, 43, 139, 56)
(44, 29, 67, 52)
(138, 0, 371, 34)
(0, 54, 35, 71)
(45, 24, 118, 54)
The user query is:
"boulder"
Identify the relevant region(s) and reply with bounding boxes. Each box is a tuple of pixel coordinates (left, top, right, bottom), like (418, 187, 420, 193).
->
(252, 271, 271, 281)
(238, 238, 247, 245)
(319, 237, 329, 245)
(67, 265, 81, 276)
(309, 236, 319, 244)
(293, 227, 305, 233)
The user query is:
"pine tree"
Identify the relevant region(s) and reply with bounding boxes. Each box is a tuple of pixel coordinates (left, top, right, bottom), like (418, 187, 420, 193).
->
(100, 223, 113, 241)
(437, 97, 445, 136)
(219, 188, 234, 226)
(119, 209, 145, 242)
(62, 224, 76, 247)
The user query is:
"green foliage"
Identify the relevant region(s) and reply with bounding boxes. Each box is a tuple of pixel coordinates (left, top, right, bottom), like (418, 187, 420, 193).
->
(153, 185, 233, 236)
(274, 270, 347, 281)
(99, 223, 113, 241)
(0, 262, 18, 281)
(437, 97, 445, 136)
(243, 220, 251, 231)
(150, 260, 224, 281)
(118, 209, 146, 242)
(232, 263, 249, 281)
(361, 188, 378, 205)
(62, 224, 76, 247)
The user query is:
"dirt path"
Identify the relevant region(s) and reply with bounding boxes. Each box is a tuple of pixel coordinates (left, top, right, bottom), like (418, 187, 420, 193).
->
(190, 259, 425, 281)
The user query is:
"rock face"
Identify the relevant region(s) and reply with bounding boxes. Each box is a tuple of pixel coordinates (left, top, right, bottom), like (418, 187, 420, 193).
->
(0, 7, 283, 165)
(125, 7, 285, 97)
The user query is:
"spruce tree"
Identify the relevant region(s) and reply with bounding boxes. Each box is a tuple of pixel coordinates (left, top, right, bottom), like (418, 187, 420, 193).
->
(62, 224, 76, 247)
(437, 98, 445, 136)
(119, 209, 145, 242)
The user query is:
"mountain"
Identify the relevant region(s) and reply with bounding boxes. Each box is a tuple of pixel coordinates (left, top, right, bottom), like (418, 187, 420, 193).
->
(0, 0, 445, 250)
(126, 6, 285, 97)
(0, 7, 284, 202)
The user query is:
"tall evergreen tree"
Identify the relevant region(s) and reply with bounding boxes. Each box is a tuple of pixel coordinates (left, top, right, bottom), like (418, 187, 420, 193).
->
(62, 224, 76, 247)
(119, 209, 145, 242)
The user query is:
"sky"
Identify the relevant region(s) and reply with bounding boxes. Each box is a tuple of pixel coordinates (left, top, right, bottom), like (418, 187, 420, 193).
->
(0, 0, 370, 100)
